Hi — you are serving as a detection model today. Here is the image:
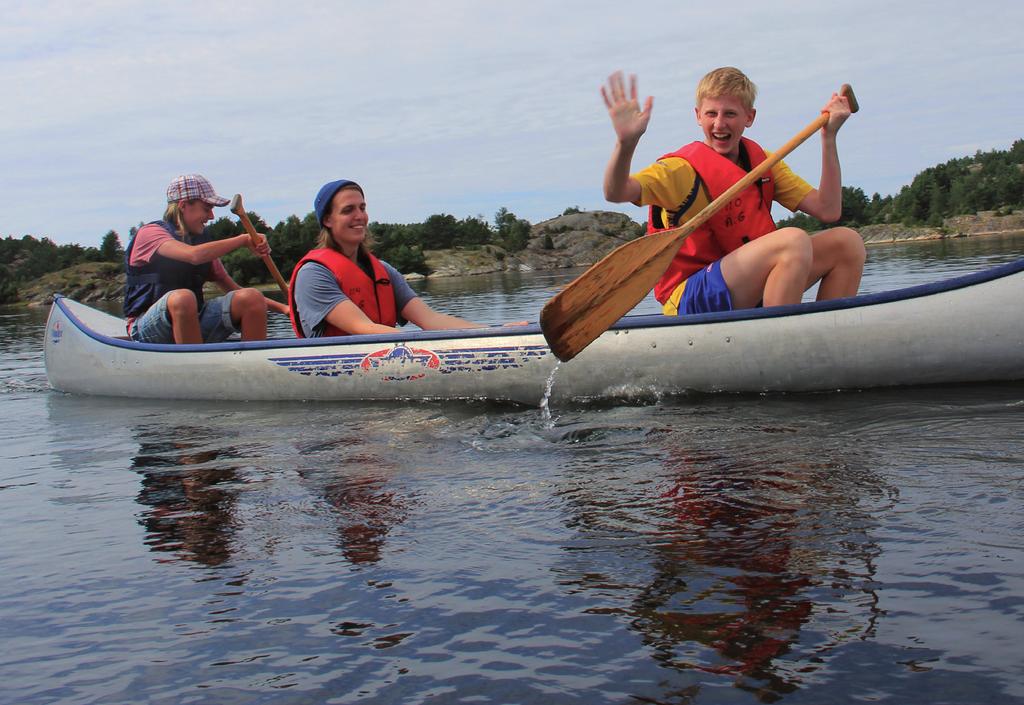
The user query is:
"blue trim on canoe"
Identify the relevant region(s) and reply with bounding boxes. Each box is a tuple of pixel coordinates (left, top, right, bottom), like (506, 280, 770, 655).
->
(54, 257, 1024, 354)
(616, 256, 1024, 331)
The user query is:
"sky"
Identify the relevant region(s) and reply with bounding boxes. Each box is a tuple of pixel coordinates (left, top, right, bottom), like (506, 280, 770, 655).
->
(2, 0, 1022, 248)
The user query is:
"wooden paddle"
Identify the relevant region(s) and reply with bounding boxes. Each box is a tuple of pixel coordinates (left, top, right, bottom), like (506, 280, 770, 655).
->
(540, 85, 859, 362)
(229, 194, 290, 295)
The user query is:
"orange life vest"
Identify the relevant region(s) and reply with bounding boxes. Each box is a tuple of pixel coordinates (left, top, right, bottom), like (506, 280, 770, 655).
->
(648, 138, 777, 303)
(289, 248, 398, 337)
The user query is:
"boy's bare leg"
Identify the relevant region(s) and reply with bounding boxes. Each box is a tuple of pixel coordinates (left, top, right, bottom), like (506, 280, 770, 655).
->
(720, 228, 813, 309)
(808, 227, 866, 300)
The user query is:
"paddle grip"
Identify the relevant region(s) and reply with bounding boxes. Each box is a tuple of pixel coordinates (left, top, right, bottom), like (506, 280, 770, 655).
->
(840, 84, 859, 113)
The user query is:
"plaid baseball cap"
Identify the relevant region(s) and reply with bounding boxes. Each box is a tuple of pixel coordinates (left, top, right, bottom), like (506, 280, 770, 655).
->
(166, 174, 230, 206)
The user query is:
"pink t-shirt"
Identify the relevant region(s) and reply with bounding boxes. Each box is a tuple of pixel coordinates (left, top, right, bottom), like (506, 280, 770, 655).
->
(130, 223, 229, 280)
(125, 224, 229, 333)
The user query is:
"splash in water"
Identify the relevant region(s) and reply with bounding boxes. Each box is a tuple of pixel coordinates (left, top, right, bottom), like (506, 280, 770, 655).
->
(539, 361, 561, 428)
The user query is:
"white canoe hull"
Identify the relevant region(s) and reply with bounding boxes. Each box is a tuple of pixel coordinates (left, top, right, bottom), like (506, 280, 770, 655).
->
(44, 259, 1024, 404)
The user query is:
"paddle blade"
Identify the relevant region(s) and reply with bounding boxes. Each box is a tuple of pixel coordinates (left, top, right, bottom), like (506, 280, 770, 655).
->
(540, 227, 689, 361)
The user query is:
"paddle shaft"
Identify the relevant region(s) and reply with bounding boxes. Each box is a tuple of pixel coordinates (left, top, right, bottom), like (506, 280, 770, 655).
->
(229, 195, 290, 295)
(540, 85, 858, 361)
(666, 118, 825, 244)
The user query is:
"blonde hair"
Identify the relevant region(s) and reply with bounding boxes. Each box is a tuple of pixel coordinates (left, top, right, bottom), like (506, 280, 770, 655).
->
(316, 184, 373, 255)
(162, 202, 188, 237)
(695, 67, 757, 112)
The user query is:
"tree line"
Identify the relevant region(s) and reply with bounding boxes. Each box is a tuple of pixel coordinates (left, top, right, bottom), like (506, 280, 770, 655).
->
(212, 205, 533, 287)
(777, 138, 1024, 231)
(0, 230, 125, 303)
(2, 139, 1022, 304)
(0, 206, 534, 303)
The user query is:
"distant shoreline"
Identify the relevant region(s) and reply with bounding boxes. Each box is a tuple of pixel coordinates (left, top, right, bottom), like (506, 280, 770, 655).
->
(859, 211, 1024, 246)
(11, 211, 1024, 308)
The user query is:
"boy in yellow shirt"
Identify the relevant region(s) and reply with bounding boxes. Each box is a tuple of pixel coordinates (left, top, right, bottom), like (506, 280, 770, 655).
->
(602, 67, 865, 315)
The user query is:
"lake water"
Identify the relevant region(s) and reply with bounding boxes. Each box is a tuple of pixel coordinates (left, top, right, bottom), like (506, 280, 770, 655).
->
(2, 234, 1023, 704)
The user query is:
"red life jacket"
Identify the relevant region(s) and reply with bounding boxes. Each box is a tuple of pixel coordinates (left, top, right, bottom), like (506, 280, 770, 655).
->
(647, 137, 777, 303)
(289, 247, 398, 337)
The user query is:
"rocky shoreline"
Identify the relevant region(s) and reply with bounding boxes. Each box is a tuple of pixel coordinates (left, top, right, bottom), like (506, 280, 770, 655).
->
(417, 210, 645, 279)
(425, 210, 1024, 277)
(14, 210, 1024, 307)
(860, 211, 1024, 245)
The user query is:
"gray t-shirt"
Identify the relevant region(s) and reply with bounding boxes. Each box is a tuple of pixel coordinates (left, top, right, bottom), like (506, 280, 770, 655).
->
(293, 260, 417, 337)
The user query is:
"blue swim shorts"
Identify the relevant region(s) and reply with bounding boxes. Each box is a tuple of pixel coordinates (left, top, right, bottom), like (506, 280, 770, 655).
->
(662, 260, 733, 316)
(129, 290, 239, 343)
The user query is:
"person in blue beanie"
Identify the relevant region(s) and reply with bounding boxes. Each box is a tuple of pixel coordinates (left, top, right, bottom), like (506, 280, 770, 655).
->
(288, 179, 489, 338)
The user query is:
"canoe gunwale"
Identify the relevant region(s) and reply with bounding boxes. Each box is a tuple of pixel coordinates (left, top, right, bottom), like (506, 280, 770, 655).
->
(53, 257, 1024, 354)
(624, 256, 1024, 330)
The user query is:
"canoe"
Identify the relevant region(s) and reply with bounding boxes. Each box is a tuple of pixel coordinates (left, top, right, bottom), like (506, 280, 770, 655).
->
(44, 258, 1024, 404)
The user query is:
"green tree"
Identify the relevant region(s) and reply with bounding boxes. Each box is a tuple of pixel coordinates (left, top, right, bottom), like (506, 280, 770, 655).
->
(271, 213, 321, 278)
(383, 243, 428, 274)
(369, 221, 428, 274)
(0, 265, 18, 304)
(206, 215, 245, 240)
(420, 214, 460, 249)
(993, 161, 1024, 208)
(99, 230, 124, 262)
(215, 213, 265, 286)
(455, 216, 492, 247)
(839, 186, 870, 226)
(494, 207, 532, 251)
(927, 182, 948, 227)
(774, 211, 822, 231)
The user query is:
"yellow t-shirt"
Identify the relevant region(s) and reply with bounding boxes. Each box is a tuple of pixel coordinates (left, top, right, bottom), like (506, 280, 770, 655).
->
(632, 150, 813, 229)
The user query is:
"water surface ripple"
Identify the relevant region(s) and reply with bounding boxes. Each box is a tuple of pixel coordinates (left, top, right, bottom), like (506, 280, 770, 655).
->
(1, 236, 1023, 704)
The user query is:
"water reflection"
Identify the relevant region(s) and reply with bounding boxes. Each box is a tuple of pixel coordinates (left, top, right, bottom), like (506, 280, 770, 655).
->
(328, 474, 406, 565)
(129, 427, 413, 567)
(294, 434, 413, 566)
(127, 423, 416, 573)
(26, 336, 1024, 702)
(131, 427, 242, 566)
(640, 460, 815, 692)
(554, 417, 890, 701)
(0, 306, 51, 393)
(305, 469, 408, 566)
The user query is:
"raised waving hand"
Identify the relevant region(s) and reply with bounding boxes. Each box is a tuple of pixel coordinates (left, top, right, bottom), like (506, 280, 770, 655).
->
(601, 71, 653, 145)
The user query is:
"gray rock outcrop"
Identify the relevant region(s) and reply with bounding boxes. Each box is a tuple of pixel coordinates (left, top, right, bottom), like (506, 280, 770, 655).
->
(424, 210, 644, 278)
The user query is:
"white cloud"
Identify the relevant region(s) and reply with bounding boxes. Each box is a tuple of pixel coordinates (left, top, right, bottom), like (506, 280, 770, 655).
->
(2, 0, 1022, 245)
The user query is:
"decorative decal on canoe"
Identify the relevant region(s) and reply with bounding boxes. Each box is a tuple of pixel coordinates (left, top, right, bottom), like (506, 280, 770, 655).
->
(50, 320, 63, 345)
(361, 345, 440, 381)
(269, 344, 549, 381)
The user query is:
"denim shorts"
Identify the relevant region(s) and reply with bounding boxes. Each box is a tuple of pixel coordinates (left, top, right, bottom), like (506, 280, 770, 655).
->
(129, 290, 238, 343)
(662, 260, 733, 316)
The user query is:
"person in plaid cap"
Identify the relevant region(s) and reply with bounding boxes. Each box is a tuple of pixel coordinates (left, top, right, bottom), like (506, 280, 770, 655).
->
(123, 174, 289, 344)
(166, 173, 232, 206)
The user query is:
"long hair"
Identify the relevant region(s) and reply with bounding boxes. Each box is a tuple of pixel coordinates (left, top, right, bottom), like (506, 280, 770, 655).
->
(163, 202, 188, 237)
(162, 200, 209, 240)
